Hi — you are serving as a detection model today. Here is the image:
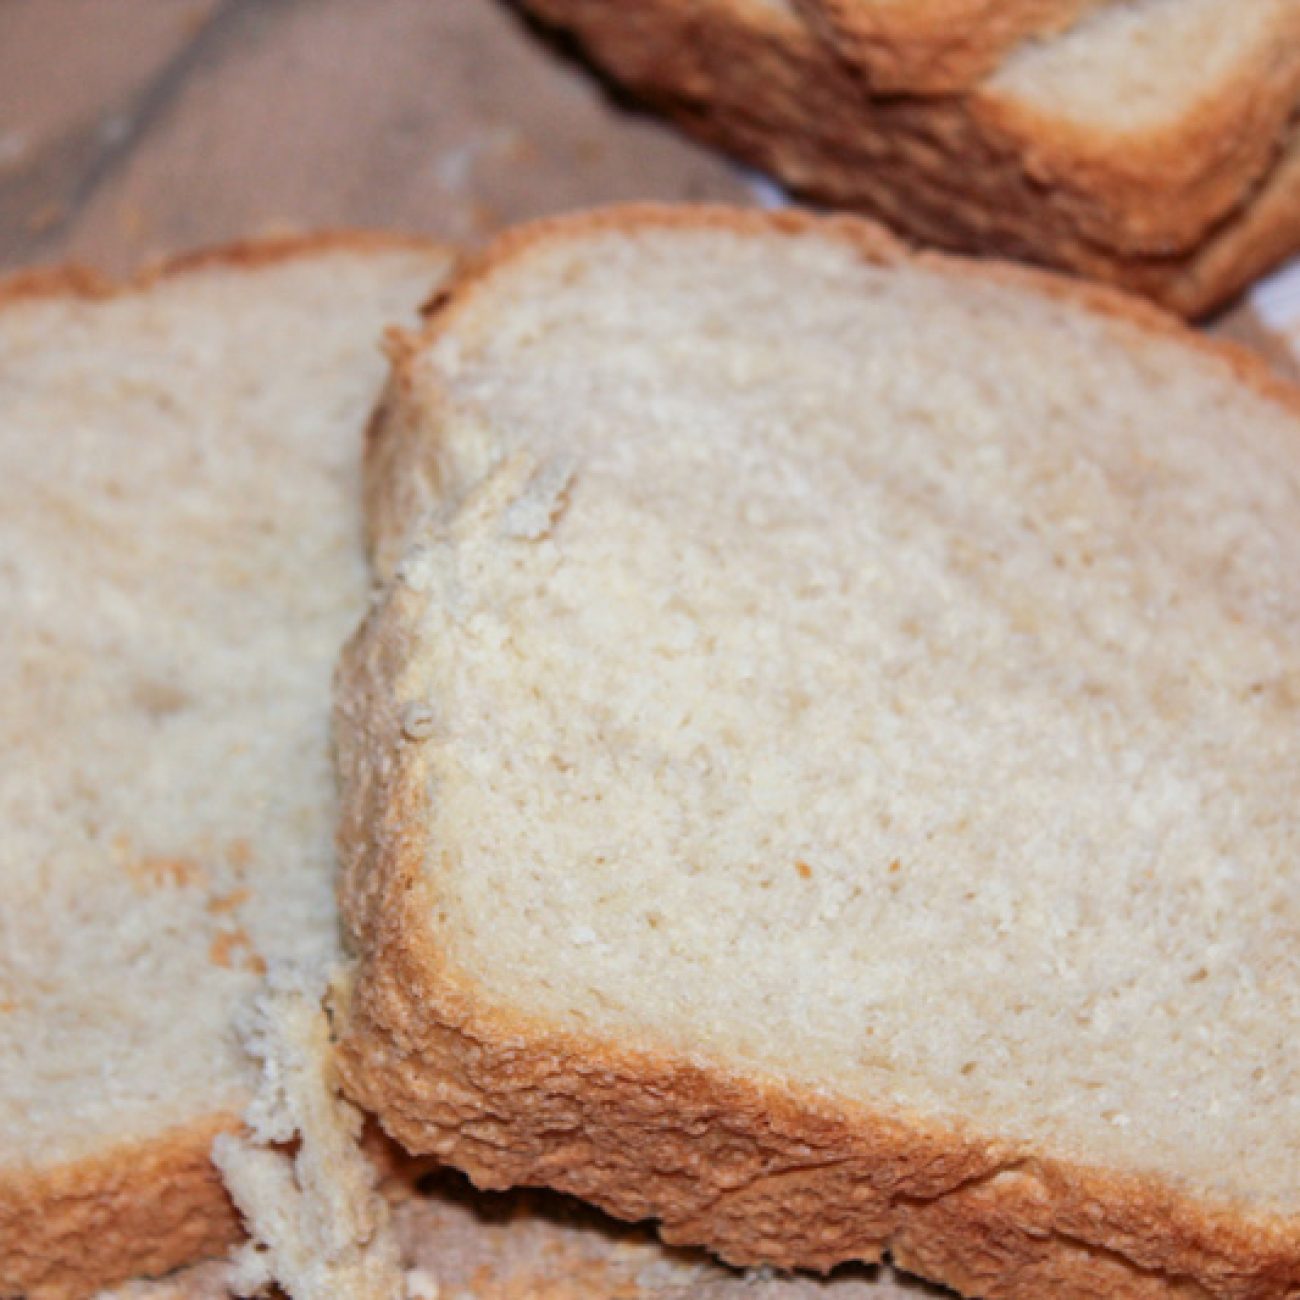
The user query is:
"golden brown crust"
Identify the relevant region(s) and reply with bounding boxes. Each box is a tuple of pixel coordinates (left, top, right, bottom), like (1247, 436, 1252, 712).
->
(0, 265, 118, 307)
(0, 228, 454, 1300)
(520, 0, 1300, 314)
(0, 229, 451, 310)
(148, 230, 451, 283)
(0, 1118, 242, 1300)
(337, 204, 1300, 1300)
(797, 0, 1104, 94)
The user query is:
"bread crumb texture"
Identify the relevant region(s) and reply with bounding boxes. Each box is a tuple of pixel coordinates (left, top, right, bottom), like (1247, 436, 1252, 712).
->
(338, 209, 1300, 1300)
(0, 238, 451, 1299)
(212, 966, 405, 1300)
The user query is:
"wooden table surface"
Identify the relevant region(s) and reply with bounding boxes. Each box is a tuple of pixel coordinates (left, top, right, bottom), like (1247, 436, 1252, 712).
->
(3, 4, 1294, 1298)
(0, 0, 754, 275)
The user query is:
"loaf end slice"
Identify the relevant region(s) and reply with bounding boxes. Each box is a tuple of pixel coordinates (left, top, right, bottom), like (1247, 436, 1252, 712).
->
(0, 234, 452, 1300)
(337, 206, 1300, 1300)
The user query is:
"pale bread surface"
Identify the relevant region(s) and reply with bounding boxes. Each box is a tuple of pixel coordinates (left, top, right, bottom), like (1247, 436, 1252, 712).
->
(0, 236, 452, 1300)
(212, 968, 405, 1300)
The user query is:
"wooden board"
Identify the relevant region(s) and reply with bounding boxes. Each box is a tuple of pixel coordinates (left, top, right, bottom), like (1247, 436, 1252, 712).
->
(0, 0, 748, 275)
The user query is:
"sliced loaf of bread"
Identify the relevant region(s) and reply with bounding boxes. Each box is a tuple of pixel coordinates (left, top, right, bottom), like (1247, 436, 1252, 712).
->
(0, 235, 452, 1300)
(522, 0, 1300, 314)
(337, 206, 1300, 1300)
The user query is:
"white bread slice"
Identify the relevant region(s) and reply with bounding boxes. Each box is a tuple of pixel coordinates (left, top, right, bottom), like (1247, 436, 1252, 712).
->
(522, 0, 1300, 313)
(797, 0, 1107, 93)
(337, 206, 1300, 1300)
(0, 235, 452, 1300)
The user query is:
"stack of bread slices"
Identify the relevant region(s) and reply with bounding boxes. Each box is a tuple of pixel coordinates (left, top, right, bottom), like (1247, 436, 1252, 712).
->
(520, 0, 1300, 316)
(3, 203, 1299, 1300)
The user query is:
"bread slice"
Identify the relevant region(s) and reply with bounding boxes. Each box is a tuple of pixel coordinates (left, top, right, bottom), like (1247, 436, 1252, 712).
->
(337, 205, 1300, 1300)
(0, 234, 452, 1300)
(521, 0, 1300, 314)
(796, 0, 1106, 94)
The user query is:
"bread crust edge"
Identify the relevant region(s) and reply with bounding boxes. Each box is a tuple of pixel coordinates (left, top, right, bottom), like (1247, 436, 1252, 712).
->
(520, 0, 1300, 314)
(0, 228, 451, 310)
(0, 1117, 241, 1300)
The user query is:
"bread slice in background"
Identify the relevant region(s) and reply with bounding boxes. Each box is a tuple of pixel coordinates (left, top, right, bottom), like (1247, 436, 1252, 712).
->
(0, 234, 452, 1300)
(337, 205, 1300, 1300)
(796, 0, 1107, 94)
(521, 0, 1300, 315)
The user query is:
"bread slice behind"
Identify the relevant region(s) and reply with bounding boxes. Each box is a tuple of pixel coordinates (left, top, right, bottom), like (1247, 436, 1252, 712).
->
(338, 206, 1300, 1300)
(0, 235, 452, 1300)
(978, 0, 1300, 251)
(522, 0, 1300, 312)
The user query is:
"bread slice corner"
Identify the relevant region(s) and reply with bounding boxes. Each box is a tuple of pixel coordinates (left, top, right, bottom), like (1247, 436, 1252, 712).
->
(796, 0, 1106, 94)
(0, 233, 452, 1300)
(521, 0, 1300, 314)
